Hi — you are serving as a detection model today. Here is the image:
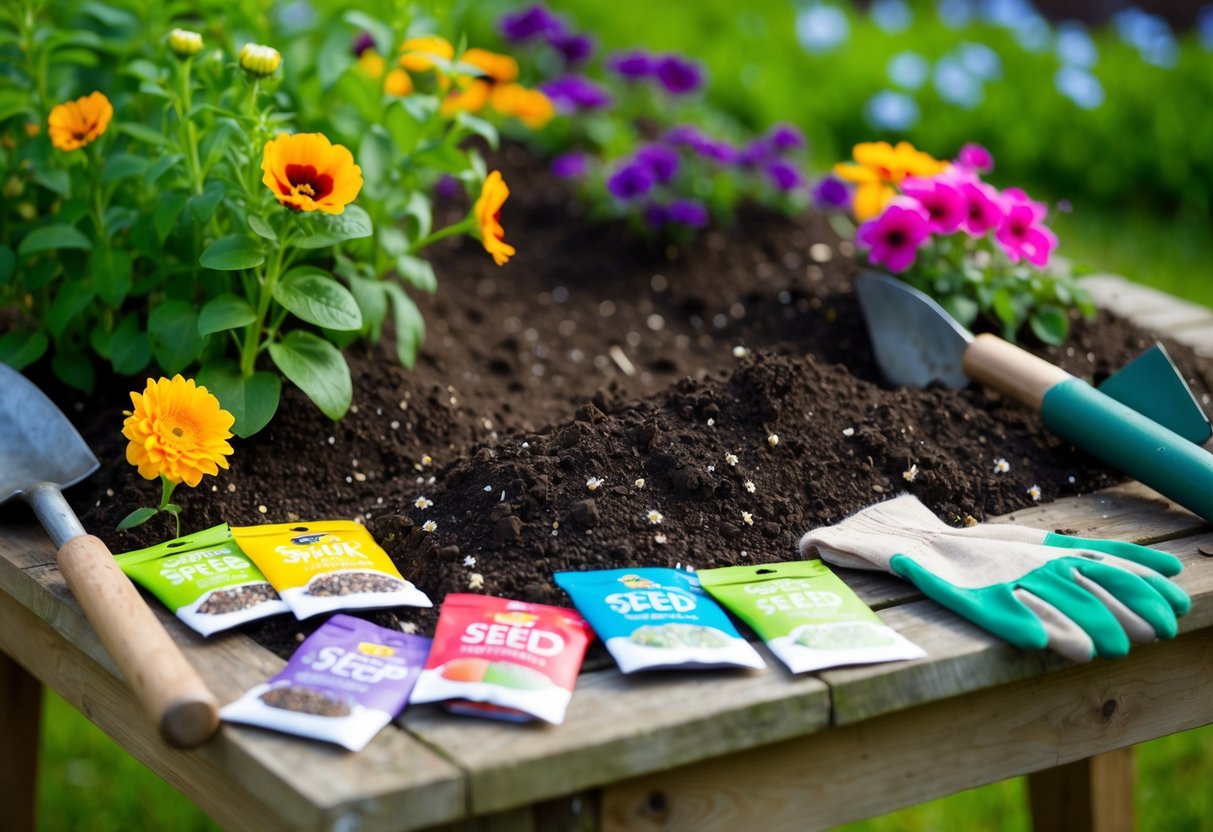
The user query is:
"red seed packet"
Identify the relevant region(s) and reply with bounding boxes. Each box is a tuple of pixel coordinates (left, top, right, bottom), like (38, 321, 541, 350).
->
(408, 594, 592, 724)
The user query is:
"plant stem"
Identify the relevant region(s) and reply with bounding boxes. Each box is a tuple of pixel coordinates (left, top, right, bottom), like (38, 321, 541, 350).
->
(157, 474, 180, 538)
(240, 241, 287, 377)
(88, 144, 107, 239)
(407, 217, 475, 254)
(176, 58, 205, 196)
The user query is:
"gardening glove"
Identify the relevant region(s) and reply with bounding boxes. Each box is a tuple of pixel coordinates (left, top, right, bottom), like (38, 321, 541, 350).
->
(799, 495, 1190, 663)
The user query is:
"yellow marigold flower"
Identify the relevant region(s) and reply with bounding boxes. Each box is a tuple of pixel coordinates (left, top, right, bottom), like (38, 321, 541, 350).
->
(357, 49, 385, 79)
(168, 28, 203, 58)
(239, 43, 282, 77)
(122, 376, 235, 488)
(261, 132, 363, 214)
(834, 141, 949, 220)
(399, 35, 453, 73)
(47, 91, 113, 152)
(384, 68, 413, 97)
(441, 79, 490, 117)
(474, 170, 515, 266)
(461, 48, 519, 84)
(489, 84, 554, 129)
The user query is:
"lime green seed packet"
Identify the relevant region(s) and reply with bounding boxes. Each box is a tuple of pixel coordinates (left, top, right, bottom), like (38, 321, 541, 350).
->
(116, 524, 290, 636)
(698, 560, 926, 673)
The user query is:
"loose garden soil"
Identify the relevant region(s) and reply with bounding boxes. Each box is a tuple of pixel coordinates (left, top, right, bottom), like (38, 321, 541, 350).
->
(11, 146, 1213, 658)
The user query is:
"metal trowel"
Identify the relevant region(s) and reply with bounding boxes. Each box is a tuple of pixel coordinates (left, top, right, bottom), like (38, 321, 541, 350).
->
(855, 269, 1213, 522)
(0, 361, 219, 748)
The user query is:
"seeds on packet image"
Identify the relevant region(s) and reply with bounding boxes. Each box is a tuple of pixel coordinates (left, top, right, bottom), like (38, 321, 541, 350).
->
(554, 567, 765, 673)
(260, 684, 353, 717)
(115, 524, 290, 637)
(697, 561, 926, 674)
(230, 520, 431, 619)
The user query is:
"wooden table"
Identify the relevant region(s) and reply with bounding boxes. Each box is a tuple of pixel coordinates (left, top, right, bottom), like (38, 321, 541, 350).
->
(5, 276, 1213, 832)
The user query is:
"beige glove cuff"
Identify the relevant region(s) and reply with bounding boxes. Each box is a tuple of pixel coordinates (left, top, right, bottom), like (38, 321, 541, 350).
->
(799, 494, 949, 571)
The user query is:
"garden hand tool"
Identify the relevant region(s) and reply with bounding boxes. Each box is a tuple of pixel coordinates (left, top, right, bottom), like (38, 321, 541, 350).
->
(0, 362, 219, 748)
(799, 494, 1190, 662)
(855, 269, 1213, 523)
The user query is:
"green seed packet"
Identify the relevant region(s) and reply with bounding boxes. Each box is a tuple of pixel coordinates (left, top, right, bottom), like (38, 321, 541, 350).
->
(116, 524, 290, 637)
(698, 560, 926, 673)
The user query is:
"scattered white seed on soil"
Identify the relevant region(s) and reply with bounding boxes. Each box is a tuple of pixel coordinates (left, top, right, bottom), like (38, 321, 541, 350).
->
(809, 243, 833, 263)
(647, 510, 664, 525)
(422, 520, 437, 533)
(211, 485, 217, 492)
(258, 505, 267, 514)
(552, 521, 559, 529)
(377, 497, 383, 504)
(468, 573, 485, 590)
(707, 464, 716, 474)
(345, 476, 353, 483)
(707, 418, 715, 427)
(842, 427, 855, 437)
(354, 472, 367, 482)
(767, 433, 780, 447)
(903, 464, 919, 483)
(745, 480, 756, 493)
(1027, 484, 1042, 501)
(415, 496, 433, 509)
(634, 478, 646, 489)
(654, 533, 667, 545)
(227, 483, 237, 493)
(646, 314, 665, 331)
(327, 436, 335, 445)
(390, 421, 400, 430)
(742, 511, 754, 526)
(522, 442, 530, 449)
(586, 477, 604, 491)
(421, 454, 432, 466)
(483, 485, 493, 492)
(993, 458, 1011, 474)
(464, 555, 476, 567)
(725, 453, 739, 466)
(399, 622, 419, 634)
(732, 345, 750, 359)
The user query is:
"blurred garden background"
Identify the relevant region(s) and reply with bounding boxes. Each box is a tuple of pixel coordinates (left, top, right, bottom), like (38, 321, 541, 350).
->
(10, 0, 1213, 827)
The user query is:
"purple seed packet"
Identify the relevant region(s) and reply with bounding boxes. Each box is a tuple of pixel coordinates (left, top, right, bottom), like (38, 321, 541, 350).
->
(220, 614, 431, 751)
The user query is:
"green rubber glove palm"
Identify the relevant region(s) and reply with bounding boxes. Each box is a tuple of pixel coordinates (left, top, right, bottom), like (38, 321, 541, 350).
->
(799, 495, 1190, 662)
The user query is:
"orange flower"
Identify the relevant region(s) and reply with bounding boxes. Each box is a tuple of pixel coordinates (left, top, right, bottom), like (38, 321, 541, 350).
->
(261, 133, 363, 214)
(834, 141, 949, 220)
(357, 50, 385, 79)
(441, 79, 491, 117)
(47, 91, 113, 152)
(461, 48, 519, 84)
(122, 376, 235, 488)
(489, 84, 554, 129)
(399, 35, 454, 73)
(474, 170, 515, 266)
(384, 68, 413, 97)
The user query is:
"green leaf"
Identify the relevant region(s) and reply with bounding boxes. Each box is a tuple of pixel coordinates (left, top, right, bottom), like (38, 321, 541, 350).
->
(292, 204, 373, 250)
(189, 180, 226, 224)
(0, 246, 14, 283)
(154, 191, 190, 241)
(52, 350, 95, 392)
(395, 254, 437, 294)
(347, 275, 388, 341)
(117, 507, 158, 531)
(358, 127, 395, 197)
(144, 153, 182, 186)
(383, 282, 425, 368)
(109, 315, 151, 375)
(273, 267, 363, 331)
(940, 294, 979, 329)
(200, 235, 265, 271)
(1029, 305, 1070, 347)
(31, 167, 71, 198)
(198, 294, 257, 335)
(148, 300, 203, 374)
(268, 331, 352, 420)
(341, 10, 393, 55)
(101, 153, 147, 183)
(404, 191, 432, 241)
(454, 112, 499, 149)
(46, 283, 95, 339)
(248, 214, 277, 242)
(18, 224, 92, 257)
(0, 90, 32, 124)
(0, 331, 49, 371)
(197, 363, 282, 437)
(117, 122, 171, 147)
(90, 247, 133, 307)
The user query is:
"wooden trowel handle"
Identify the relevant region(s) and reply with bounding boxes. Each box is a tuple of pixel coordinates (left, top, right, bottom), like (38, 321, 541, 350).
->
(57, 535, 219, 748)
(962, 333, 1072, 410)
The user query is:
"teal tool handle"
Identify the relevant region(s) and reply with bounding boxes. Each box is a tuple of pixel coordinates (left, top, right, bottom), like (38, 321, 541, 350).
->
(1042, 378, 1213, 523)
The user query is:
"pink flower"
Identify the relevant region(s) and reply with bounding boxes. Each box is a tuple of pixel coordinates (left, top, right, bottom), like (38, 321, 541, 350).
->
(957, 179, 1004, 237)
(901, 177, 966, 234)
(1001, 187, 1049, 222)
(857, 197, 932, 273)
(956, 143, 994, 173)
(996, 202, 1058, 268)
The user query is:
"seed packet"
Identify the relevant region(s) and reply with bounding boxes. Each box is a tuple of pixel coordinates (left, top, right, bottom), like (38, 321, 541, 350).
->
(698, 560, 926, 673)
(554, 568, 765, 673)
(115, 524, 289, 637)
(409, 594, 592, 725)
(230, 521, 431, 619)
(219, 614, 430, 751)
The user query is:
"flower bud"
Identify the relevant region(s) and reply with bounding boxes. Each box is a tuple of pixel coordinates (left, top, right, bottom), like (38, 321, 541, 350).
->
(168, 28, 203, 58)
(239, 43, 281, 77)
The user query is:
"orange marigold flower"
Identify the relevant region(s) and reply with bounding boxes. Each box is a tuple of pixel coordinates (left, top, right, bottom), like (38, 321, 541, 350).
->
(384, 68, 413, 97)
(122, 376, 235, 488)
(261, 132, 363, 214)
(357, 49, 385, 79)
(48, 91, 113, 152)
(440, 79, 491, 117)
(834, 141, 949, 220)
(489, 84, 554, 129)
(399, 35, 454, 73)
(474, 170, 515, 266)
(461, 48, 519, 84)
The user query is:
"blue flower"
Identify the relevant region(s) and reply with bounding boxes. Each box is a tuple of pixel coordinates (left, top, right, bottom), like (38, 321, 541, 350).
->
(980, 0, 1035, 28)
(958, 42, 1001, 81)
(933, 58, 983, 108)
(1012, 16, 1052, 52)
(1199, 6, 1213, 51)
(887, 51, 930, 90)
(1054, 66, 1104, 109)
(1056, 22, 1098, 67)
(1114, 8, 1177, 68)
(870, 0, 912, 33)
(796, 5, 849, 54)
(936, 0, 974, 28)
(862, 90, 919, 131)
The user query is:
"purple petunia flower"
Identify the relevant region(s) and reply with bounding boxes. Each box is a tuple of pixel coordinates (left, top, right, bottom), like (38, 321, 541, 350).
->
(606, 50, 656, 80)
(955, 143, 993, 173)
(812, 176, 851, 211)
(764, 159, 806, 192)
(607, 162, 655, 201)
(499, 4, 565, 43)
(352, 31, 377, 57)
(996, 201, 1057, 268)
(737, 138, 774, 167)
(434, 174, 461, 199)
(901, 177, 966, 234)
(551, 152, 589, 179)
(664, 124, 709, 147)
(540, 75, 613, 111)
(550, 32, 594, 67)
(857, 197, 932, 273)
(655, 54, 705, 95)
(635, 144, 679, 184)
(954, 178, 1004, 237)
(768, 123, 806, 152)
(666, 198, 709, 228)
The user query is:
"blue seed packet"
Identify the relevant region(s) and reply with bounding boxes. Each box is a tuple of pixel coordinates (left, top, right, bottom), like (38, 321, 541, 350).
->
(554, 568, 765, 673)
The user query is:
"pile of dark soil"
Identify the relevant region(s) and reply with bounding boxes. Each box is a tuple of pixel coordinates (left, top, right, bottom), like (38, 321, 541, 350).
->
(16, 146, 1213, 656)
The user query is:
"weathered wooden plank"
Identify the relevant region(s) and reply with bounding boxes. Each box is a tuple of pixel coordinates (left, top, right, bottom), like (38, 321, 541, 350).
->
(0, 650, 41, 832)
(1080, 275, 1192, 318)
(819, 531, 1213, 725)
(598, 628, 1213, 832)
(403, 659, 830, 817)
(0, 545, 468, 832)
(1028, 747, 1135, 832)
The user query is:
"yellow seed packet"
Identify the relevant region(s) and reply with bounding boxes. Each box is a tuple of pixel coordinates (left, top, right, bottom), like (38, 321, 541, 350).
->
(230, 520, 431, 619)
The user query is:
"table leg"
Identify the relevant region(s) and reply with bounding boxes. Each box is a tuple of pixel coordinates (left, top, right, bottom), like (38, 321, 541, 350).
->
(1028, 747, 1135, 832)
(0, 651, 42, 832)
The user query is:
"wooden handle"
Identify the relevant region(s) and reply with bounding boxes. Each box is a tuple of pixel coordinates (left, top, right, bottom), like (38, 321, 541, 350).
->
(56, 535, 219, 748)
(962, 333, 1072, 410)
